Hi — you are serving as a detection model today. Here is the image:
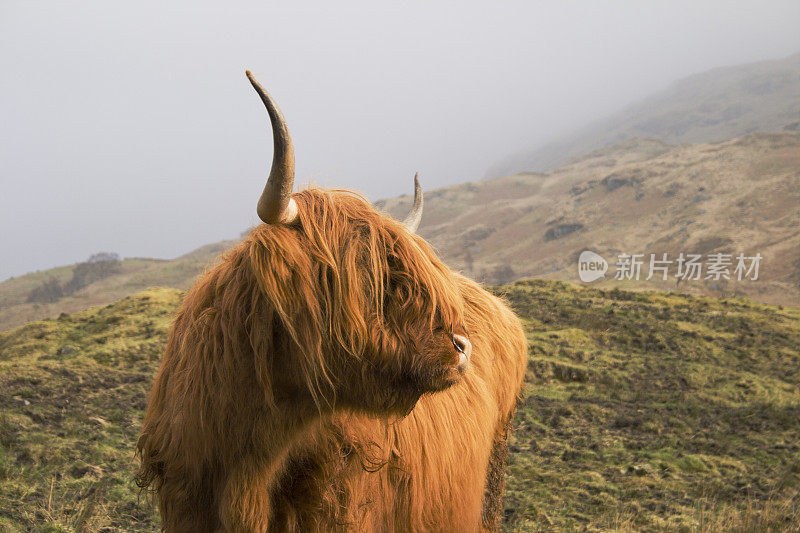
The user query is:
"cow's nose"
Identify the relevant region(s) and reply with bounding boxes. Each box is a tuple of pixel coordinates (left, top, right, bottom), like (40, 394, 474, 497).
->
(452, 334, 472, 372)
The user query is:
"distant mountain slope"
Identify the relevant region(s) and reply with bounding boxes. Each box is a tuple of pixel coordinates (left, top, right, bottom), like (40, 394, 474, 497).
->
(1, 282, 798, 530)
(0, 240, 236, 332)
(382, 132, 800, 306)
(2, 133, 798, 332)
(487, 52, 800, 178)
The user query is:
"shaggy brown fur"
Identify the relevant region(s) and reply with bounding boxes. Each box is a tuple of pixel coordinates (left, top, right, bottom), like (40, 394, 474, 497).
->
(136, 188, 527, 532)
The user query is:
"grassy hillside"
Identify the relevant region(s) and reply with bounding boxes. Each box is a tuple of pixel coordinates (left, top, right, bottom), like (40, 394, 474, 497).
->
(487, 51, 800, 177)
(503, 280, 800, 531)
(1, 281, 798, 531)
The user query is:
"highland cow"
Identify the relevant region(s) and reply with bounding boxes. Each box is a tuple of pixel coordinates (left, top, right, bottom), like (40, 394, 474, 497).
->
(136, 71, 527, 532)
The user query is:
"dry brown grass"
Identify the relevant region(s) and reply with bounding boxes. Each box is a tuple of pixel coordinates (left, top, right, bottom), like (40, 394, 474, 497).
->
(696, 490, 800, 533)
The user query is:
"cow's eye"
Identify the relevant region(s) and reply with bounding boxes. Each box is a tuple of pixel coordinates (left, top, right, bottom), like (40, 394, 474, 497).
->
(451, 336, 467, 353)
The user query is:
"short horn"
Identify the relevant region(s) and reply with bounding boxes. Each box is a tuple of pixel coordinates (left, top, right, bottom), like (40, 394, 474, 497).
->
(402, 173, 423, 233)
(246, 70, 298, 224)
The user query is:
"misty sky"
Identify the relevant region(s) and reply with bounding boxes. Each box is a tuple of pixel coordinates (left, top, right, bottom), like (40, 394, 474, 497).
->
(2, 1, 799, 280)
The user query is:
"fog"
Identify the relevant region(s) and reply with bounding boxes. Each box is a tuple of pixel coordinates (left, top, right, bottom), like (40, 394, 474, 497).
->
(1, 0, 799, 280)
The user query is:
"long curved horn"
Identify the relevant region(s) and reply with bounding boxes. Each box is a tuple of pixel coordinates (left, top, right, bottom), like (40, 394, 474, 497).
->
(246, 70, 298, 224)
(402, 173, 423, 233)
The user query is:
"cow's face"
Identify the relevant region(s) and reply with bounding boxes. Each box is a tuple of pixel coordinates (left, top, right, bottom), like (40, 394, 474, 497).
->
(245, 71, 471, 415)
(286, 190, 472, 415)
(370, 212, 472, 396)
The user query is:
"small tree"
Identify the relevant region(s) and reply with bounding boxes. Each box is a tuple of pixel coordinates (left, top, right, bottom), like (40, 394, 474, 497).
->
(63, 252, 122, 294)
(87, 252, 120, 264)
